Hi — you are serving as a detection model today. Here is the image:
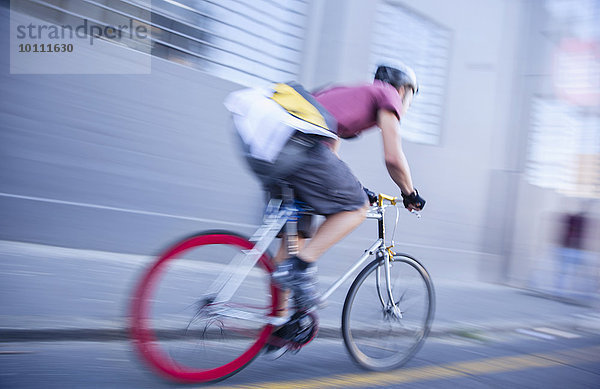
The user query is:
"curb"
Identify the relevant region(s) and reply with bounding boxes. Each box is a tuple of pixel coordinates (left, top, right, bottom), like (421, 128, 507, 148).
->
(2, 317, 599, 343)
(0, 328, 130, 342)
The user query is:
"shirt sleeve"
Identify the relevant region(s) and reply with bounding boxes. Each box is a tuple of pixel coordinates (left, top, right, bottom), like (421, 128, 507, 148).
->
(372, 83, 403, 119)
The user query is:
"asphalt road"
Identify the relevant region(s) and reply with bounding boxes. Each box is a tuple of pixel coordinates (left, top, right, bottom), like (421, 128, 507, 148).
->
(1, 239, 599, 388)
(1, 330, 599, 388)
(1, 239, 596, 333)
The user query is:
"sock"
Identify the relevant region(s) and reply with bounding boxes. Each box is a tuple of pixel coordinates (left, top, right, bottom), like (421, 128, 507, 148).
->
(291, 255, 312, 271)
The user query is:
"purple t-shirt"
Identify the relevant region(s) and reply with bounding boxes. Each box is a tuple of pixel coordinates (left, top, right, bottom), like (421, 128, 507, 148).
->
(313, 80, 402, 139)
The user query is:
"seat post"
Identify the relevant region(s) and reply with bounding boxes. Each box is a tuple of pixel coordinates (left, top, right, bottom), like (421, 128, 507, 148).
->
(281, 184, 299, 256)
(281, 183, 295, 205)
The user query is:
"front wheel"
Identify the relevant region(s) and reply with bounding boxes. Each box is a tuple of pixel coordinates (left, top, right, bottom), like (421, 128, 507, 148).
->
(130, 231, 280, 383)
(342, 254, 435, 371)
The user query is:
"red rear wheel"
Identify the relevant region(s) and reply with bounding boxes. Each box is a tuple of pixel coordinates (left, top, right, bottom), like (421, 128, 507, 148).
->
(130, 231, 279, 383)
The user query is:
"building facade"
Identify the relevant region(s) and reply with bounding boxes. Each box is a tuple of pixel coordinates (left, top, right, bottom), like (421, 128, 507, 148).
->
(1, 0, 598, 291)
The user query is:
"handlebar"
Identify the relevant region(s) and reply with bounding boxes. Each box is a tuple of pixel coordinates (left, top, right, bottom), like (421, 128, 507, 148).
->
(363, 188, 378, 205)
(365, 191, 421, 218)
(363, 188, 398, 207)
(363, 188, 422, 218)
(377, 193, 397, 207)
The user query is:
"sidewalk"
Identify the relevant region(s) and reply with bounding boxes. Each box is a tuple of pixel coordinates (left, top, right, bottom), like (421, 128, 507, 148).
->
(1, 240, 598, 342)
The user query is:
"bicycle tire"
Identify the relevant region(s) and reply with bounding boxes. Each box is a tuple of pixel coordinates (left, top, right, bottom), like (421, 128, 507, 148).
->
(130, 230, 280, 383)
(342, 254, 435, 371)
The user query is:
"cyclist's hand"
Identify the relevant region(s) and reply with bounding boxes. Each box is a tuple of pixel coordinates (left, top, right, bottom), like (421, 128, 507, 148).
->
(401, 189, 425, 211)
(363, 187, 378, 205)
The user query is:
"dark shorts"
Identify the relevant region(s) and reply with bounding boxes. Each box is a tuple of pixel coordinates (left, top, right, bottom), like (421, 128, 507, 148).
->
(244, 132, 368, 237)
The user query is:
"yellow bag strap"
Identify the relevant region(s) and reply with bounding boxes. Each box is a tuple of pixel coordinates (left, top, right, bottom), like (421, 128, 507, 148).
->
(270, 83, 329, 130)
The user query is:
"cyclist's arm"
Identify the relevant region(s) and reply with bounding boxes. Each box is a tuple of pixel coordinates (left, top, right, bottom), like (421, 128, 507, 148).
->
(377, 109, 415, 196)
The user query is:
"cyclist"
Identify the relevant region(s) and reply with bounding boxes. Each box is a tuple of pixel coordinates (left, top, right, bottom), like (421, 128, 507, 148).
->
(225, 62, 426, 317)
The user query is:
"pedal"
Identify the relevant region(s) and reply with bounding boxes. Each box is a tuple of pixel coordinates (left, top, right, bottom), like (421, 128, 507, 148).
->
(264, 310, 319, 360)
(291, 311, 318, 346)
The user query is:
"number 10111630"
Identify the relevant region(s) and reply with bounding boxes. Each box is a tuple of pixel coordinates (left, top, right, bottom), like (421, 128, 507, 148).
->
(18, 43, 74, 53)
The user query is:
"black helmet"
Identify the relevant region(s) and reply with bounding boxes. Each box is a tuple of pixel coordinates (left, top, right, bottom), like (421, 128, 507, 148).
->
(374, 62, 419, 94)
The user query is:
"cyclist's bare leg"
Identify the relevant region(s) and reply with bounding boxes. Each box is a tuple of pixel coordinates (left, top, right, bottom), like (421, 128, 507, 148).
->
(271, 203, 367, 313)
(274, 236, 306, 316)
(273, 236, 307, 264)
(299, 202, 368, 263)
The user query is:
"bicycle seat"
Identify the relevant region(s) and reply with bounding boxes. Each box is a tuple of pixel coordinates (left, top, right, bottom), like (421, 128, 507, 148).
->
(267, 179, 316, 215)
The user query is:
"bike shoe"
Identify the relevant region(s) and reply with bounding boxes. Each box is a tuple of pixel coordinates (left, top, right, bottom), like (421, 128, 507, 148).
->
(271, 256, 320, 311)
(264, 320, 296, 355)
(264, 311, 317, 356)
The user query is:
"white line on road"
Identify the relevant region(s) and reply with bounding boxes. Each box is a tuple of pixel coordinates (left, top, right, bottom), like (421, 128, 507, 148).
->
(0, 192, 489, 258)
(0, 192, 257, 229)
(515, 328, 555, 340)
(533, 327, 581, 339)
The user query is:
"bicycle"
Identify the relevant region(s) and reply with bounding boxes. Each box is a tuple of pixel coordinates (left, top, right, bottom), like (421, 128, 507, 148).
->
(130, 186, 435, 383)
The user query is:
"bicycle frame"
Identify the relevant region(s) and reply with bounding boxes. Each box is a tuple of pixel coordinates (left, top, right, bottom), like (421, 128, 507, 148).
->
(206, 193, 402, 324)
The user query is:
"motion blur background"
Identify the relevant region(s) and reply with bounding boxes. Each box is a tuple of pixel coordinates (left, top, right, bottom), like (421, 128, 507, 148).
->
(1, 0, 599, 305)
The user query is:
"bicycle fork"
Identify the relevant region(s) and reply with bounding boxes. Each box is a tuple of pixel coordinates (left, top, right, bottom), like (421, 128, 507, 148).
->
(376, 250, 403, 320)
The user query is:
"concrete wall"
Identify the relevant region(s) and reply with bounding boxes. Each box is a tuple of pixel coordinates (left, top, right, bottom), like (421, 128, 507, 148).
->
(0, 5, 265, 253)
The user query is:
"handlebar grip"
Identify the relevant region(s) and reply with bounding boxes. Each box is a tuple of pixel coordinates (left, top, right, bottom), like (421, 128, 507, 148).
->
(401, 189, 426, 210)
(363, 187, 378, 205)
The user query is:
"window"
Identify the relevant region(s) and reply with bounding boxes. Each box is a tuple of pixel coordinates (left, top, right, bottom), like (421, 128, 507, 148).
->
(370, 1, 451, 145)
(525, 0, 600, 198)
(149, 0, 309, 85)
(527, 98, 600, 198)
(15, 0, 309, 84)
